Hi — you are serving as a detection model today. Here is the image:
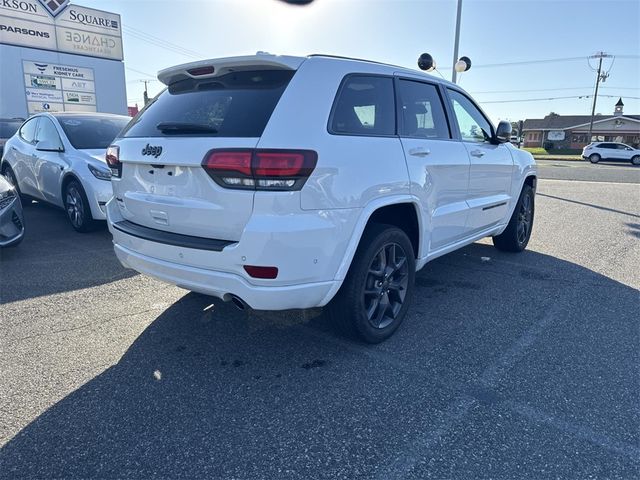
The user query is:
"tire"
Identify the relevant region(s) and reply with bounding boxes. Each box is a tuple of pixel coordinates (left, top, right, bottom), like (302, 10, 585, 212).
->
(492, 184, 535, 253)
(327, 224, 416, 343)
(63, 179, 96, 232)
(632, 155, 640, 166)
(589, 153, 600, 163)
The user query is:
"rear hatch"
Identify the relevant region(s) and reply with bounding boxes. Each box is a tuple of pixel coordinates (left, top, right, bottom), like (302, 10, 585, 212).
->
(111, 57, 301, 242)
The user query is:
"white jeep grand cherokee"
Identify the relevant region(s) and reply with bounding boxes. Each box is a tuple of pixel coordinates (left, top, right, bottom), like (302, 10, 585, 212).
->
(106, 54, 537, 343)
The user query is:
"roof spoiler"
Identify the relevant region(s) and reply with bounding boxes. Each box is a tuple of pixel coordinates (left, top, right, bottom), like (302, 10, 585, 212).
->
(157, 53, 306, 86)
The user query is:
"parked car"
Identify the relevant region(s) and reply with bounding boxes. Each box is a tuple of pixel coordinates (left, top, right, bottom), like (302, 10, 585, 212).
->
(0, 174, 24, 247)
(582, 142, 640, 165)
(1, 113, 130, 231)
(106, 54, 537, 343)
(0, 118, 24, 158)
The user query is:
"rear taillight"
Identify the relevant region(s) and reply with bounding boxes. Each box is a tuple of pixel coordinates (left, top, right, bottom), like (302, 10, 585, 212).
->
(106, 145, 121, 178)
(202, 149, 317, 191)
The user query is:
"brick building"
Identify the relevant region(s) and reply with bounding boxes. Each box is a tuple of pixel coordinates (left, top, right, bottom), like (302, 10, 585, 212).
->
(522, 98, 639, 151)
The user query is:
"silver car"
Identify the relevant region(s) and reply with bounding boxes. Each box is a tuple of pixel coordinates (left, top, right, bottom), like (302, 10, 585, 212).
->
(0, 174, 24, 247)
(0, 113, 130, 232)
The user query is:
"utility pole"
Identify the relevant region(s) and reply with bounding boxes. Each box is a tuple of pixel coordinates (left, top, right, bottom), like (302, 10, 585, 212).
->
(587, 52, 612, 143)
(451, 0, 462, 83)
(141, 80, 154, 105)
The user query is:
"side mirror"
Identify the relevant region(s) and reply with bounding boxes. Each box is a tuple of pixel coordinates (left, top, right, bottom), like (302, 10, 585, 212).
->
(36, 140, 64, 152)
(494, 121, 512, 144)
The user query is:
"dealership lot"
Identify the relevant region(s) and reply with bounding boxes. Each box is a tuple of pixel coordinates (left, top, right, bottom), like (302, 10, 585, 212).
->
(0, 164, 639, 478)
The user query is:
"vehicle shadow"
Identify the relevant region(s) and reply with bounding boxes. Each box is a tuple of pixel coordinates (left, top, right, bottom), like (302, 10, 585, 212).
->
(0, 201, 136, 304)
(598, 161, 639, 168)
(625, 222, 640, 239)
(1, 244, 638, 478)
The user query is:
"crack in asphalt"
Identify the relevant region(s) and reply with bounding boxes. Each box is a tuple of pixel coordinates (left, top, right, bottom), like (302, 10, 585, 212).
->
(0, 306, 165, 349)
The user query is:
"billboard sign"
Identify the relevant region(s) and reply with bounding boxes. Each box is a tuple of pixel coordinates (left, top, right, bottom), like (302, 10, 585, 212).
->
(0, 2, 122, 60)
(23, 60, 97, 114)
(548, 130, 566, 141)
(38, 1, 70, 17)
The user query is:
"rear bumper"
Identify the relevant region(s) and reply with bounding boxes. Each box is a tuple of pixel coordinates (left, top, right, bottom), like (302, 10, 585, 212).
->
(113, 243, 337, 310)
(82, 176, 113, 220)
(106, 198, 355, 310)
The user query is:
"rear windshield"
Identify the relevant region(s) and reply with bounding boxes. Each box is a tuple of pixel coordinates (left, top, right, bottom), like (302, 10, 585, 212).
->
(121, 69, 294, 138)
(0, 120, 22, 138)
(58, 116, 130, 150)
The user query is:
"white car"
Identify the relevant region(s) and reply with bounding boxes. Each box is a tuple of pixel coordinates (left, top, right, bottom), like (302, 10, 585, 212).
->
(582, 142, 640, 165)
(1, 113, 130, 231)
(106, 54, 537, 342)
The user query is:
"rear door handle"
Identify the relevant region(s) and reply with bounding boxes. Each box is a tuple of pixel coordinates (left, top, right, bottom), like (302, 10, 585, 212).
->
(470, 150, 485, 158)
(408, 147, 431, 157)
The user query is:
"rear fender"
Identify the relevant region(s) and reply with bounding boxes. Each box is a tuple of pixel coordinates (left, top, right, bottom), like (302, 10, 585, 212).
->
(318, 194, 422, 306)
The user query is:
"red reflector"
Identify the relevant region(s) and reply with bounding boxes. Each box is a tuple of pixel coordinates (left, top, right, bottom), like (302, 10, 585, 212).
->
(188, 66, 215, 76)
(204, 151, 252, 175)
(243, 265, 279, 279)
(255, 152, 305, 177)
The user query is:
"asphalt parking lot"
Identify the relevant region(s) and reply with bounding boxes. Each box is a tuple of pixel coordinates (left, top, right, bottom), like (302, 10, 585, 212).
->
(1, 161, 639, 479)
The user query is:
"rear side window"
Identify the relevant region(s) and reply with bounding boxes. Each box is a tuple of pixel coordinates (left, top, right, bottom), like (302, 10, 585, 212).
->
(122, 70, 294, 138)
(330, 75, 395, 136)
(397, 80, 450, 139)
(19, 118, 39, 144)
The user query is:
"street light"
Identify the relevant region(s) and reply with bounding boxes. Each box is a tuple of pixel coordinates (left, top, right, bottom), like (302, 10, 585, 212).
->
(451, 0, 463, 83)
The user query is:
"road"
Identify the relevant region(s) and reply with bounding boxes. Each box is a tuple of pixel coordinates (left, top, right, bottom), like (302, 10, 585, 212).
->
(0, 165, 639, 479)
(536, 158, 640, 183)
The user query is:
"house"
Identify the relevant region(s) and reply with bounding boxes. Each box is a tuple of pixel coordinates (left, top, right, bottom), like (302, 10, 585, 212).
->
(522, 98, 640, 151)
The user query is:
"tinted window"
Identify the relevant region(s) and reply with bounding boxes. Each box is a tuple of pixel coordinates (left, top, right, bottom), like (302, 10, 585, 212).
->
(398, 80, 450, 139)
(447, 89, 493, 143)
(19, 118, 39, 144)
(36, 117, 61, 145)
(122, 70, 294, 138)
(58, 116, 129, 150)
(330, 75, 395, 136)
(0, 120, 22, 139)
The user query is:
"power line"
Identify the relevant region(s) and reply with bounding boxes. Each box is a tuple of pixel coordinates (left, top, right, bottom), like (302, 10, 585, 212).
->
(442, 54, 640, 70)
(122, 24, 204, 59)
(122, 24, 201, 55)
(125, 66, 156, 78)
(481, 94, 640, 104)
(472, 86, 640, 95)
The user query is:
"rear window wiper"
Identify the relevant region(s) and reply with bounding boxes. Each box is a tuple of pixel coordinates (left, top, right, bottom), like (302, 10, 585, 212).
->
(156, 122, 218, 134)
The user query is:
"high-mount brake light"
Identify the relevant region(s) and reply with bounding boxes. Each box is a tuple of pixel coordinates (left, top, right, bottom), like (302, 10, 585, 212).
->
(106, 145, 121, 178)
(201, 149, 317, 191)
(188, 66, 215, 76)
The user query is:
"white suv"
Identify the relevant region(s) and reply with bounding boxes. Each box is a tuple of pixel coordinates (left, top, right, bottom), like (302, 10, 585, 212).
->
(106, 54, 537, 342)
(582, 142, 640, 165)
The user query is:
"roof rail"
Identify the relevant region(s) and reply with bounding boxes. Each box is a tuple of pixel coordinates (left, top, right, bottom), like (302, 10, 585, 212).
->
(308, 54, 405, 70)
